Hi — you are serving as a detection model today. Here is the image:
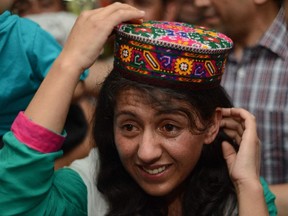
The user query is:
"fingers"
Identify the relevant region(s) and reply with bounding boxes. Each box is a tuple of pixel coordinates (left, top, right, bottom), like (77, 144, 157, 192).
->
(60, 2, 145, 72)
(104, 2, 145, 23)
(220, 108, 244, 144)
(86, 4, 144, 40)
(221, 107, 260, 150)
(221, 141, 237, 175)
(220, 108, 261, 181)
(81, 2, 145, 27)
(220, 108, 258, 144)
(221, 107, 256, 130)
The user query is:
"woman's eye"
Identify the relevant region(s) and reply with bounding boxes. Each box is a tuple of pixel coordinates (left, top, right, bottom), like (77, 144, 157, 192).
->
(159, 119, 185, 137)
(123, 124, 134, 131)
(119, 123, 140, 138)
(161, 123, 182, 137)
(163, 124, 176, 132)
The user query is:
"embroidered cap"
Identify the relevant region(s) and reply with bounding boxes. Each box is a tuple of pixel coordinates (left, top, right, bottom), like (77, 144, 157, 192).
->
(114, 20, 233, 90)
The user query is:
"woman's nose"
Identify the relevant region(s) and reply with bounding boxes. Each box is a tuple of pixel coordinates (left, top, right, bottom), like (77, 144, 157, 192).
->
(137, 130, 162, 163)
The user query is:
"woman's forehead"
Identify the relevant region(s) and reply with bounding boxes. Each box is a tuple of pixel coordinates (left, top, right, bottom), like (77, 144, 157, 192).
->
(115, 88, 192, 111)
(117, 88, 169, 102)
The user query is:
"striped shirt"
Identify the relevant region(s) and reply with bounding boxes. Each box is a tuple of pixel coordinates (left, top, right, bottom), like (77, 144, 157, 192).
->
(222, 7, 288, 184)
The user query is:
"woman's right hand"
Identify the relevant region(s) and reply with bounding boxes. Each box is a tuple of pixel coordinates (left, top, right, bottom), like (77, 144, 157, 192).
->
(24, 3, 145, 133)
(59, 2, 145, 73)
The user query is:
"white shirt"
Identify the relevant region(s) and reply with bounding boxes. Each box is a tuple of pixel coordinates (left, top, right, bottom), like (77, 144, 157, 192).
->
(70, 148, 108, 216)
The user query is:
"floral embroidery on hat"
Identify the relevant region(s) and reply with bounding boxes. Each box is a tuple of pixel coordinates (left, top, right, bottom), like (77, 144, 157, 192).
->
(114, 20, 233, 89)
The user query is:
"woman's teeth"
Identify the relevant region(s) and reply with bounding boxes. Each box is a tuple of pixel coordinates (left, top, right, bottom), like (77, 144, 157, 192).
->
(143, 166, 166, 175)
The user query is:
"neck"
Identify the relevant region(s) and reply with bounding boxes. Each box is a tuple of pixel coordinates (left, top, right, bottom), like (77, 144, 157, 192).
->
(165, 182, 188, 216)
(167, 197, 182, 216)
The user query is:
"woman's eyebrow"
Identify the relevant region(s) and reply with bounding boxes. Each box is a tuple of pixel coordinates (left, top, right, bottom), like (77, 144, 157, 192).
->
(114, 110, 138, 119)
(155, 108, 190, 117)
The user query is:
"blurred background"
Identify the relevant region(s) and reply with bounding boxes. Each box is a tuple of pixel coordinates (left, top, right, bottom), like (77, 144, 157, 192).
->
(11, 0, 101, 16)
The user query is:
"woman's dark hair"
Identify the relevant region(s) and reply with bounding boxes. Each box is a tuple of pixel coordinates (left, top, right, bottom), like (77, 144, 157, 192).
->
(94, 69, 237, 216)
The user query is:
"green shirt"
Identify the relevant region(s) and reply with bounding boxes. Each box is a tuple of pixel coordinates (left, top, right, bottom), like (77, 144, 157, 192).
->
(0, 113, 278, 215)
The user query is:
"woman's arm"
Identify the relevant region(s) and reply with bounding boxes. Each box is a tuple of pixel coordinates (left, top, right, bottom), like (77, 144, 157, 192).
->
(0, 3, 145, 214)
(220, 108, 269, 216)
(24, 3, 145, 133)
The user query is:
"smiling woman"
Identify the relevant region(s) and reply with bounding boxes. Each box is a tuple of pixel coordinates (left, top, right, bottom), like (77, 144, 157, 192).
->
(93, 20, 275, 215)
(0, 3, 276, 216)
(111, 85, 228, 197)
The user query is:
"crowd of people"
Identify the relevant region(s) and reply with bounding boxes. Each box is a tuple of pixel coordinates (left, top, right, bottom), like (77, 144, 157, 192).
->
(0, 0, 288, 215)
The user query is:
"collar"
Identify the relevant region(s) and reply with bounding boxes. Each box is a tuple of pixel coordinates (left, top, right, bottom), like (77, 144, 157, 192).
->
(259, 6, 288, 59)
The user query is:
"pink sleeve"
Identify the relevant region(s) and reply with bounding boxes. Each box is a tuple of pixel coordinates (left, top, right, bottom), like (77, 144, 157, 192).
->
(11, 111, 65, 153)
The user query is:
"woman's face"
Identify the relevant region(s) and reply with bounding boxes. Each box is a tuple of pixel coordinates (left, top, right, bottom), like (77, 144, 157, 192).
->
(114, 89, 215, 196)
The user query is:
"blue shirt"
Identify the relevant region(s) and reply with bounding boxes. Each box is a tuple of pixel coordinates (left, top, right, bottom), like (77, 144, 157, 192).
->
(0, 11, 88, 136)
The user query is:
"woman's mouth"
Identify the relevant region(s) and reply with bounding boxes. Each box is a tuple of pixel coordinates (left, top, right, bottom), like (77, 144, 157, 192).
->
(142, 166, 167, 175)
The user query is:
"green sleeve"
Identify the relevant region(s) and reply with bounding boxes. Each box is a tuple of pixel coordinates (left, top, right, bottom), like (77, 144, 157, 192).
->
(0, 132, 87, 216)
(260, 177, 278, 216)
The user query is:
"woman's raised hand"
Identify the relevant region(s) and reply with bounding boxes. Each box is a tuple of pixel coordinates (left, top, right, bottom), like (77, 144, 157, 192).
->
(59, 2, 145, 73)
(220, 108, 268, 215)
(24, 3, 145, 133)
(220, 108, 260, 187)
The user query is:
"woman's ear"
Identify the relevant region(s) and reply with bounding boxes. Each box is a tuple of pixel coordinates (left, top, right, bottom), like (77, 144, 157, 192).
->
(203, 108, 222, 144)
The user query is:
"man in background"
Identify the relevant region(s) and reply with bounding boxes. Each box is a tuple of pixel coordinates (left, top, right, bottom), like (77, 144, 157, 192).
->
(175, 0, 287, 215)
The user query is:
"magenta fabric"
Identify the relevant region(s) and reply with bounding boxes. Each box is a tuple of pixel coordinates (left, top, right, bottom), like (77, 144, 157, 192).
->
(11, 111, 65, 153)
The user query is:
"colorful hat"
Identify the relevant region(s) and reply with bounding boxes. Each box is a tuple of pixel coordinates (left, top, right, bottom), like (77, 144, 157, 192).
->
(114, 21, 233, 90)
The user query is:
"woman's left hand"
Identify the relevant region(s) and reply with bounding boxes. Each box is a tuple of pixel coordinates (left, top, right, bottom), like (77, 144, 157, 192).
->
(220, 108, 261, 188)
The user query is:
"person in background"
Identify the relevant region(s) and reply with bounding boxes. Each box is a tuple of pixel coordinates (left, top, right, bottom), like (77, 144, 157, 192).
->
(0, 0, 105, 169)
(174, 0, 287, 215)
(0, 3, 276, 215)
(11, 0, 120, 170)
(11, 0, 76, 48)
(264, 1, 288, 216)
(174, 0, 201, 25)
(0, 0, 68, 142)
(12, 0, 66, 16)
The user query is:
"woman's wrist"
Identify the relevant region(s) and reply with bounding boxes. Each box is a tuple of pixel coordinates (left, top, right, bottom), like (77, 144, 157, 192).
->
(53, 55, 86, 79)
(236, 179, 268, 216)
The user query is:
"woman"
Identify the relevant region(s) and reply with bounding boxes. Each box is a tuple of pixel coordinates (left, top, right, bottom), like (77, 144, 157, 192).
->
(0, 3, 276, 215)
(94, 70, 252, 215)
